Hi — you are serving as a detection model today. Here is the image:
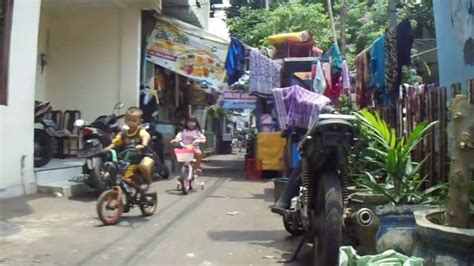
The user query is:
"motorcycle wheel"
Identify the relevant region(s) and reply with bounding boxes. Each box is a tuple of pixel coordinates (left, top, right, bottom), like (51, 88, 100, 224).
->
(34, 129, 53, 167)
(180, 165, 191, 195)
(313, 171, 342, 266)
(96, 189, 123, 225)
(283, 214, 304, 236)
(88, 158, 107, 192)
(139, 192, 158, 217)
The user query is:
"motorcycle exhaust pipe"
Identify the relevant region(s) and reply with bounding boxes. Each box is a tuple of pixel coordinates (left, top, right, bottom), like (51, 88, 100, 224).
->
(355, 208, 374, 226)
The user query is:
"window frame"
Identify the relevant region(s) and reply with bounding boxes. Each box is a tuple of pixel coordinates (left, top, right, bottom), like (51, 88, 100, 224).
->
(0, 0, 14, 106)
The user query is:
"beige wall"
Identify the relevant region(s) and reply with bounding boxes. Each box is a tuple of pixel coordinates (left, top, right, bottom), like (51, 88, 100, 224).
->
(0, 0, 41, 198)
(35, 6, 141, 122)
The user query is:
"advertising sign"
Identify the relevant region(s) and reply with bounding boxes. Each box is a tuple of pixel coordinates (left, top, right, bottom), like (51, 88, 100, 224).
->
(221, 91, 257, 110)
(146, 16, 230, 89)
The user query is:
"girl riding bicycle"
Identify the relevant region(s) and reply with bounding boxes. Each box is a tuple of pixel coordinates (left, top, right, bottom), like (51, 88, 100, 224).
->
(170, 116, 207, 173)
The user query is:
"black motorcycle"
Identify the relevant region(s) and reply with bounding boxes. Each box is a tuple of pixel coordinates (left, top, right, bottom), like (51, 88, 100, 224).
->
(274, 111, 358, 266)
(34, 101, 68, 167)
(145, 111, 169, 180)
(74, 102, 124, 191)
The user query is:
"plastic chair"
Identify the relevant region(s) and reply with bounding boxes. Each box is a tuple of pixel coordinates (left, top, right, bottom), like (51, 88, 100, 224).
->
(63, 110, 81, 156)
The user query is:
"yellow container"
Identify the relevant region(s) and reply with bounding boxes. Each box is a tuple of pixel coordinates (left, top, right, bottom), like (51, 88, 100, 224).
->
(267, 31, 311, 46)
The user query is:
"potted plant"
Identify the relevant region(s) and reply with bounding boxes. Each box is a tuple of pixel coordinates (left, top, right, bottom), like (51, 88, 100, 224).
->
(353, 109, 446, 256)
(413, 95, 474, 265)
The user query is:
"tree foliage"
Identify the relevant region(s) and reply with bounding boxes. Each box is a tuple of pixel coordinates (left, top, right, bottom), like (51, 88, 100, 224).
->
(226, 0, 435, 61)
(227, 3, 331, 47)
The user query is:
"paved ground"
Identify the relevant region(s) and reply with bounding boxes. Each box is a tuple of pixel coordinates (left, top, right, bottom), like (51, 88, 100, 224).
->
(0, 154, 313, 265)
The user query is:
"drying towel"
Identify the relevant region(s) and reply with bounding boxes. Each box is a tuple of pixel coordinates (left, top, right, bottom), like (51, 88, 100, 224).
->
(250, 50, 281, 97)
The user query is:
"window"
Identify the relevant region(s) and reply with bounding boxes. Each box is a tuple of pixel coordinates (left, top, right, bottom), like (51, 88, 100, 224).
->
(0, 0, 13, 105)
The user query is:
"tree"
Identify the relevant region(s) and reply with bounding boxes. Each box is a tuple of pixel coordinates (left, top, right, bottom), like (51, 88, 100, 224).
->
(227, 3, 331, 47)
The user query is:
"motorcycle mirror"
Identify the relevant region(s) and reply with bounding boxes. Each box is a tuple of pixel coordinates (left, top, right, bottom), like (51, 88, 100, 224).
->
(74, 119, 86, 127)
(114, 102, 125, 110)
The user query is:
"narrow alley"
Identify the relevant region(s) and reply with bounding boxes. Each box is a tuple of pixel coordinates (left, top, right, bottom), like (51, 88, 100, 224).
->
(0, 154, 311, 266)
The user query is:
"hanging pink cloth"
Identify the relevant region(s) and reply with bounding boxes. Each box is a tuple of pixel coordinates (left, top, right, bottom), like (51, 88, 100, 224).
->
(341, 60, 351, 93)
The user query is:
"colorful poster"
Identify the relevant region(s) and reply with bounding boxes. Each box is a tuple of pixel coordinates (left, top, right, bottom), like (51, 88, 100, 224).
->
(146, 16, 230, 90)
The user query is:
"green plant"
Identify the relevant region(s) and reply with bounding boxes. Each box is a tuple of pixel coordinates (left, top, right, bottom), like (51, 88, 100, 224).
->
(336, 95, 354, 114)
(353, 109, 446, 205)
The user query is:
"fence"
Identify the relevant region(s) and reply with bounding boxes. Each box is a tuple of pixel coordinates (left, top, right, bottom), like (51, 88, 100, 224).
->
(376, 80, 474, 185)
(378, 85, 449, 186)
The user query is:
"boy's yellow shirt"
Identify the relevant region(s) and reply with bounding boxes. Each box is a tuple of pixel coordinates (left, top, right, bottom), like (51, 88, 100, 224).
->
(112, 128, 150, 148)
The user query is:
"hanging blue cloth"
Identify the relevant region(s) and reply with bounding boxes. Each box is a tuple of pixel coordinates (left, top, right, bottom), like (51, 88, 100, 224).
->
(225, 38, 246, 85)
(370, 37, 389, 106)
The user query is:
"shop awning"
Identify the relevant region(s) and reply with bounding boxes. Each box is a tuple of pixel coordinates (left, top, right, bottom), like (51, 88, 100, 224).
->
(146, 15, 230, 90)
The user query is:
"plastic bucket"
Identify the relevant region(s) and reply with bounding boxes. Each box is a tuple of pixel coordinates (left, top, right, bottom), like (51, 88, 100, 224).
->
(245, 158, 262, 181)
(273, 177, 288, 203)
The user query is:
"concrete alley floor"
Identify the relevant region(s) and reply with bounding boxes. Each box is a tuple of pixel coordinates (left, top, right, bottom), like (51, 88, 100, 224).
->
(0, 154, 313, 266)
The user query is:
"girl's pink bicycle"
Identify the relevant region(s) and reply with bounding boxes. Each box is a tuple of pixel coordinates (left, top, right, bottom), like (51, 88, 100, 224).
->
(174, 144, 204, 195)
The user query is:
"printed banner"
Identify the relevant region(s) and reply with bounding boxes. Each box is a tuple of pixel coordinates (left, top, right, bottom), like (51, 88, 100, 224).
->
(146, 16, 230, 90)
(221, 91, 257, 109)
(221, 100, 257, 110)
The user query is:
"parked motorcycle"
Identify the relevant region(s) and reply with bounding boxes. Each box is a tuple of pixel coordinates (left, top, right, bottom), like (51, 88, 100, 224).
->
(74, 102, 124, 191)
(148, 111, 170, 180)
(34, 101, 68, 167)
(275, 111, 358, 266)
(96, 146, 158, 225)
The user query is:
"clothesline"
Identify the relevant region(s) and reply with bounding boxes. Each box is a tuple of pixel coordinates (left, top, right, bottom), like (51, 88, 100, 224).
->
(411, 47, 437, 58)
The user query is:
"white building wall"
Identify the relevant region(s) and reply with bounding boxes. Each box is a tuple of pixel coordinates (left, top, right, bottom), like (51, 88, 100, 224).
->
(36, 6, 141, 122)
(0, 0, 42, 198)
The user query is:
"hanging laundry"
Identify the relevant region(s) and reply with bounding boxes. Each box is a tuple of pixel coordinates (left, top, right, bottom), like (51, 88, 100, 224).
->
(396, 19, 414, 67)
(321, 62, 332, 93)
(355, 50, 373, 108)
(312, 60, 326, 94)
(370, 37, 385, 89)
(370, 37, 389, 106)
(140, 92, 158, 123)
(331, 43, 343, 74)
(225, 38, 246, 85)
(250, 50, 281, 97)
(325, 72, 342, 103)
(385, 28, 399, 95)
(341, 60, 351, 93)
(272, 85, 331, 131)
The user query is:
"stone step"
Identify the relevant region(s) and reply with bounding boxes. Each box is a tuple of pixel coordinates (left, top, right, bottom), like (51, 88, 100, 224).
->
(37, 180, 93, 198)
(35, 166, 83, 185)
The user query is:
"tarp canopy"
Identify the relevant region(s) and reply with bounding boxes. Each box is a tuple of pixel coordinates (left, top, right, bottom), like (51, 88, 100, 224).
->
(146, 15, 230, 90)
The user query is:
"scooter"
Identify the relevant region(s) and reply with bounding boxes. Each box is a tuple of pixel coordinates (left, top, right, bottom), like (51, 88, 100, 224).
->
(274, 110, 361, 266)
(74, 102, 124, 191)
(96, 146, 158, 225)
(34, 101, 68, 167)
